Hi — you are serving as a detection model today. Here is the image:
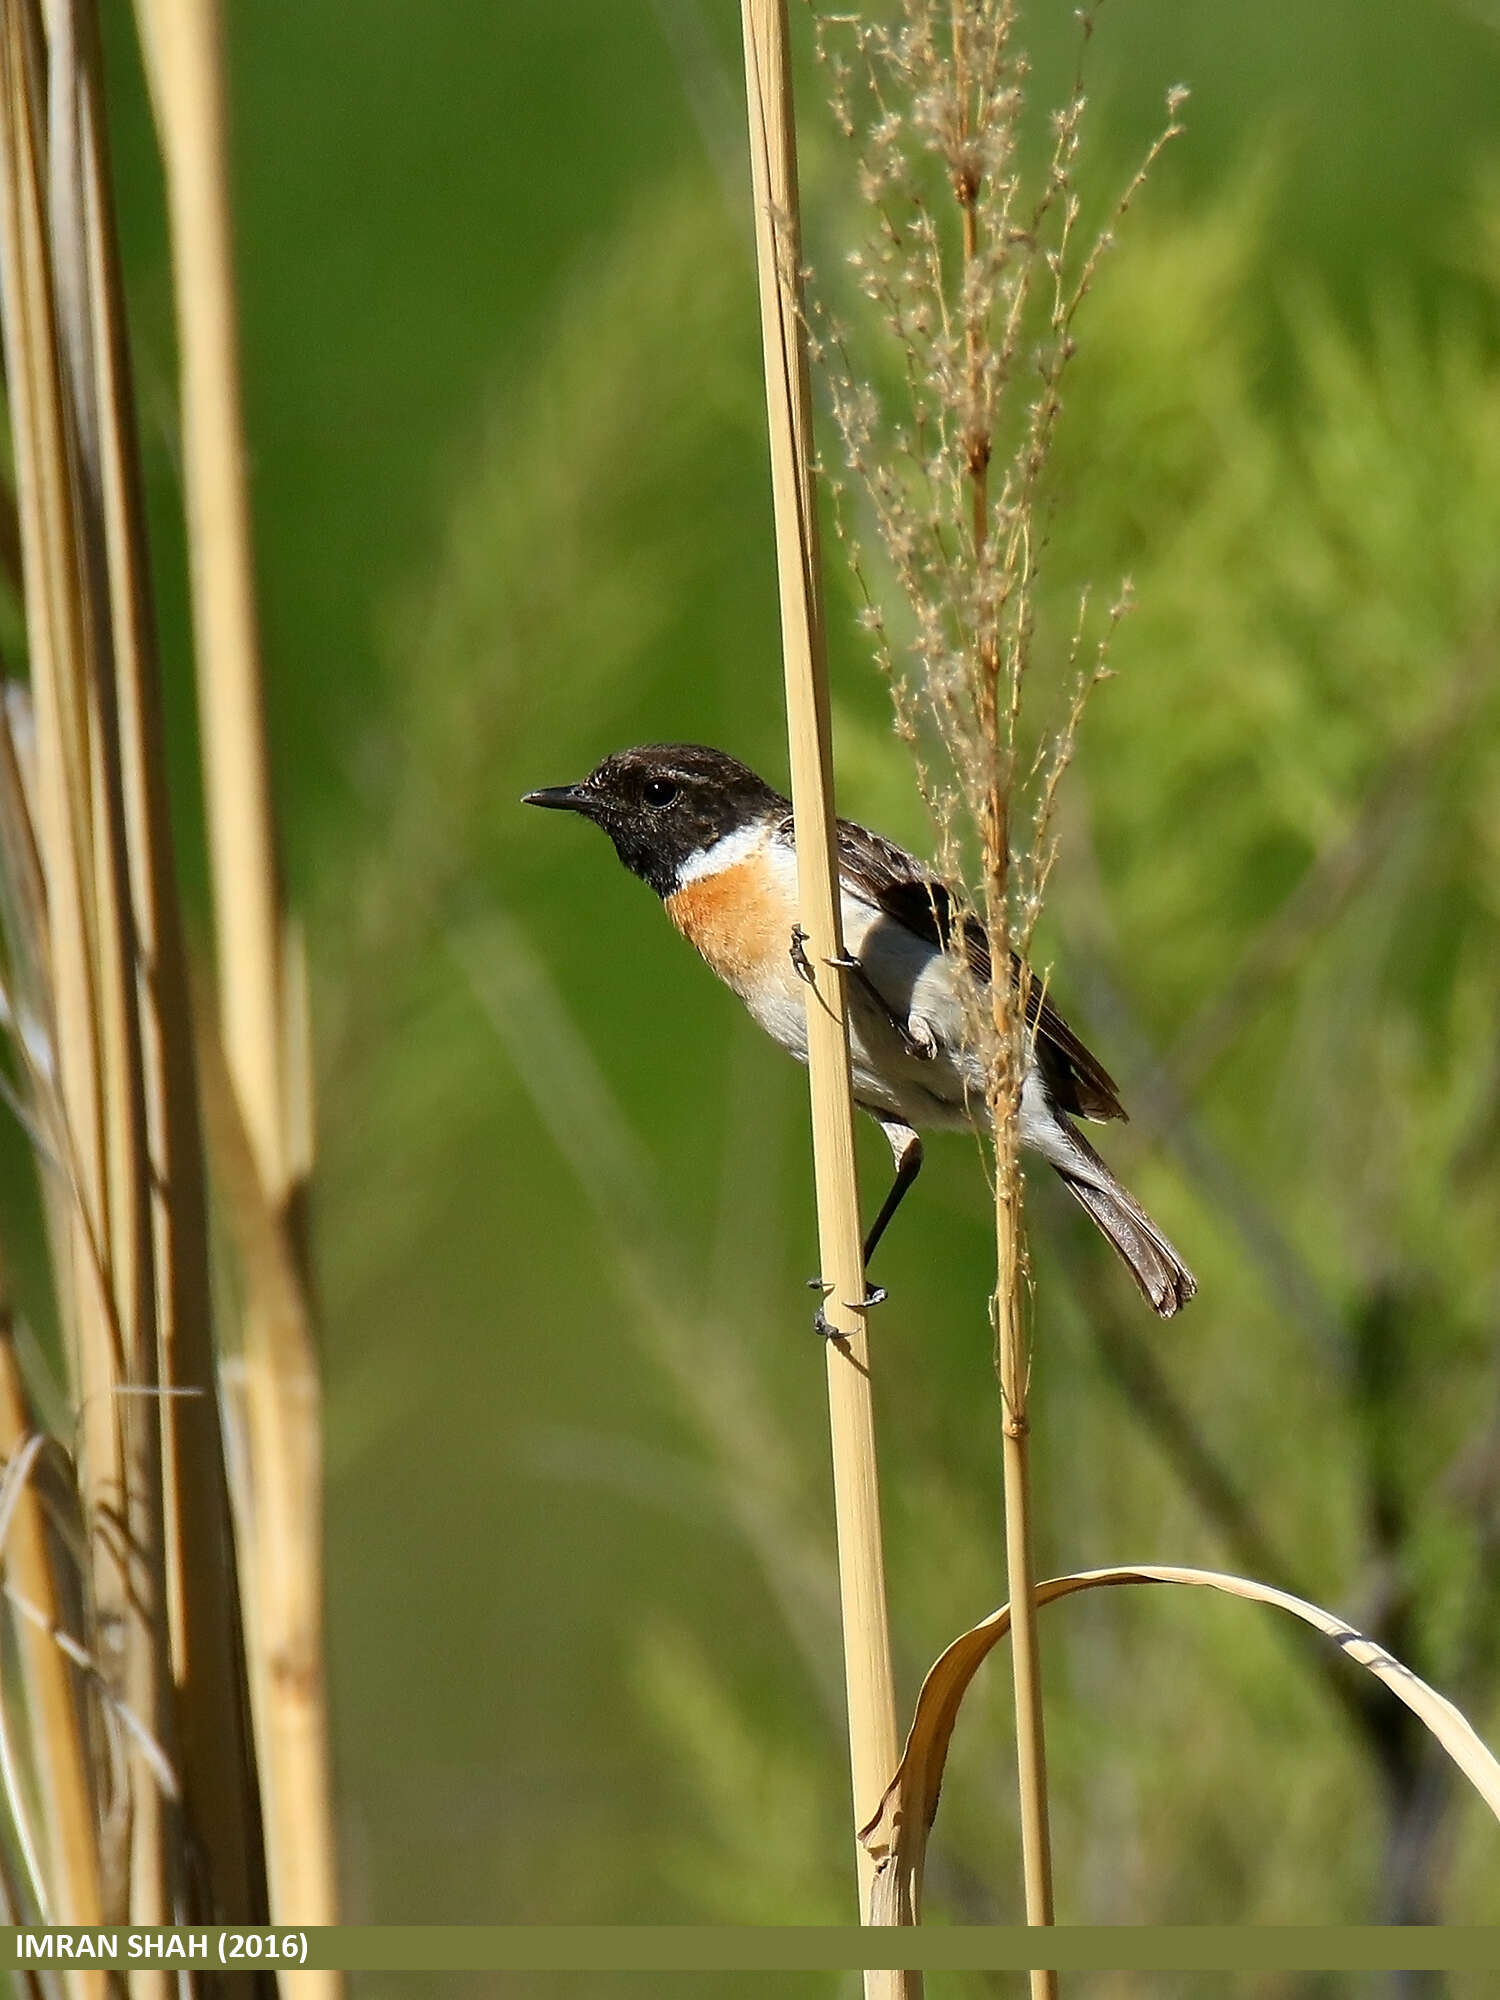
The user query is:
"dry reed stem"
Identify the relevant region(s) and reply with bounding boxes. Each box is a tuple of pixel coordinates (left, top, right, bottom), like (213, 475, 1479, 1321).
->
(0, 1326, 102, 1973)
(994, 1246, 1052, 1953)
(49, 1, 193, 1944)
(739, 0, 912, 1978)
(132, 0, 337, 1955)
(815, 11, 1184, 1963)
(128, 0, 286, 1191)
(190, 965, 330, 1938)
(0, 0, 176, 1934)
(953, 11, 1055, 1964)
(66, 0, 261, 1918)
(0, 0, 279, 1954)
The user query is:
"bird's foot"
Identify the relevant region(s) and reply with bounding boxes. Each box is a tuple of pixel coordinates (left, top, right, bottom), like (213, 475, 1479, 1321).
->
(789, 924, 816, 985)
(807, 1276, 887, 1339)
(901, 1014, 938, 1060)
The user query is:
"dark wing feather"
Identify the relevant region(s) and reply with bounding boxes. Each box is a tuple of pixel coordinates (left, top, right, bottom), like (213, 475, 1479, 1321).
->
(808, 813, 1126, 1124)
(1022, 975, 1127, 1123)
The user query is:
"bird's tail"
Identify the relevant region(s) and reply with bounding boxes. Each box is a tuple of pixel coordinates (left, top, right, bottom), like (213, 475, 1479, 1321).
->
(1050, 1125, 1196, 1318)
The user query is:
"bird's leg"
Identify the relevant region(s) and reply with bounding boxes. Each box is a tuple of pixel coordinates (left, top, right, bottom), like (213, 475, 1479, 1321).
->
(863, 1126, 924, 1268)
(805, 1124, 922, 1335)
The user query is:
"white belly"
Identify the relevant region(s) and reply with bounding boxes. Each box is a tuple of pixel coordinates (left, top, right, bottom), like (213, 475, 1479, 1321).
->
(729, 858, 984, 1133)
(675, 828, 1064, 1150)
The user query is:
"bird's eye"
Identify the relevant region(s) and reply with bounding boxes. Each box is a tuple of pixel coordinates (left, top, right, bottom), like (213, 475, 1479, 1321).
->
(643, 777, 679, 808)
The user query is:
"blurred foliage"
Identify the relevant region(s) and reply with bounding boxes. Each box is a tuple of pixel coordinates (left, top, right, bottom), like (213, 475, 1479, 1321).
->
(5, 0, 1493, 1992)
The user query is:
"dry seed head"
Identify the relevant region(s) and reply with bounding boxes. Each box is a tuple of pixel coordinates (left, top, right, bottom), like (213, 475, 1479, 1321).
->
(812, 1, 1182, 1113)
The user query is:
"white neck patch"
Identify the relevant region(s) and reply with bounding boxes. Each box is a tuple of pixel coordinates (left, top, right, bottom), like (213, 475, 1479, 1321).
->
(674, 819, 767, 891)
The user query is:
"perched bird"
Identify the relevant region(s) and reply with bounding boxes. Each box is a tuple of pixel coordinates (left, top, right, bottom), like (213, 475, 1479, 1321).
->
(524, 743, 1195, 1316)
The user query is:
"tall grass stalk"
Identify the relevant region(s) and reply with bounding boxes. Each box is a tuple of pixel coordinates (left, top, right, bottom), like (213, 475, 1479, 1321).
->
(133, 0, 337, 1956)
(0, 1327, 101, 1935)
(738, 0, 912, 1976)
(815, 1, 1184, 1968)
(0, 0, 334, 1971)
(77, 0, 262, 1915)
(0, 0, 184, 1953)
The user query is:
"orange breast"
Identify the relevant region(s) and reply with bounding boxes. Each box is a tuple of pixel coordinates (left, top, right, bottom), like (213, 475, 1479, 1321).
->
(664, 855, 796, 998)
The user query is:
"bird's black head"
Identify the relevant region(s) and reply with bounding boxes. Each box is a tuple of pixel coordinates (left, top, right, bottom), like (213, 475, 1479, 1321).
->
(523, 744, 788, 897)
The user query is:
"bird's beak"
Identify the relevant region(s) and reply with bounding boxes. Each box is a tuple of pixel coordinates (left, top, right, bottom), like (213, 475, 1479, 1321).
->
(522, 783, 591, 814)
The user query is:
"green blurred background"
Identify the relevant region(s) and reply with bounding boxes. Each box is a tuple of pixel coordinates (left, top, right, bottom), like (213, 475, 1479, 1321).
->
(74, 0, 1500, 1990)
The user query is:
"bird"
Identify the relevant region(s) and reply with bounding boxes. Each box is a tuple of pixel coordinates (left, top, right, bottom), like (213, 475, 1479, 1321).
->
(524, 743, 1195, 1316)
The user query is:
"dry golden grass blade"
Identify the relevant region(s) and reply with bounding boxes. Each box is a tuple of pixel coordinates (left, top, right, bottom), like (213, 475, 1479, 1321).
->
(129, 0, 286, 1189)
(44, 1, 182, 1939)
(0, 690, 66, 1204)
(862, 1563, 1500, 1923)
(132, 0, 337, 1950)
(65, 0, 263, 1921)
(991, 1127, 1052, 1971)
(191, 973, 337, 1987)
(739, 0, 909, 1973)
(0, 0, 167, 1929)
(0, 1322, 103, 1968)
(0, 0, 106, 1345)
(0, 693, 47, 994)
(0, 0, 278, 1958)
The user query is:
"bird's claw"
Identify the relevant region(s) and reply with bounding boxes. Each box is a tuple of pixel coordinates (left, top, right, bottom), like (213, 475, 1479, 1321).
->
(809, 1278, 838, 1341)
(901, 1016, 938, 1061)
(789, 924, 816, 985)
(807, 1278, 887, 1339)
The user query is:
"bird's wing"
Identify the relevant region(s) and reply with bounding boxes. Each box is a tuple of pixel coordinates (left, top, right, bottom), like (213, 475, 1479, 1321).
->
(775, 811, 1126, 1124)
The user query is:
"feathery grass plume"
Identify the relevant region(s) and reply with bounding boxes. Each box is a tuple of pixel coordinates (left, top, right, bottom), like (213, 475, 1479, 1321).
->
(813, 0, 1184, 1092)
(812, 0, 1185, 1961)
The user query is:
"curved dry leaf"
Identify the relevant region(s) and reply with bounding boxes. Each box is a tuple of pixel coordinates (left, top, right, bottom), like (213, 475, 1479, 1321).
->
(861, 1563, 1500, 1924)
